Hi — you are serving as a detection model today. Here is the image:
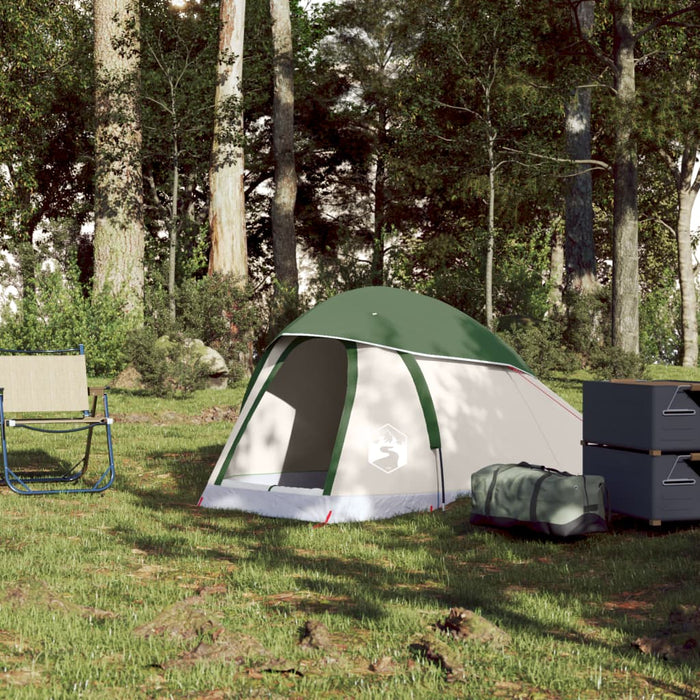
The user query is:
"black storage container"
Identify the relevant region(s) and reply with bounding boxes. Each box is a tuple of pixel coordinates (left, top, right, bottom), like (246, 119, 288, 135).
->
(583, 445, 700, 522)
(583, 380, 700, 452)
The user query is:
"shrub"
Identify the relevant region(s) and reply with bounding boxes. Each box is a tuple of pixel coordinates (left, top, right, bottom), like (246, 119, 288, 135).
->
(498, 318, 578, 377)
(126, 328, 212, 397)
(174, 275, 263, 382)
(0, 266, 133, 376)
(588, 345, 647, 380)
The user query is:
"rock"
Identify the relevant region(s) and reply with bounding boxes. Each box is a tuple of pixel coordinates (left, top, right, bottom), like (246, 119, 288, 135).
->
(158, 336, 230, 390)
(183, 338, 229, 389)
(112, 365, 144, 390)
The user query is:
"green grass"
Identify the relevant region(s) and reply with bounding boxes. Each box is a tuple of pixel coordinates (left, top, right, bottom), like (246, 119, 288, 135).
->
(0, 375, 698, 698)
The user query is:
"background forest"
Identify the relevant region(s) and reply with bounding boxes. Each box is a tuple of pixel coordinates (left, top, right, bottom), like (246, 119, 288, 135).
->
(2, 0, 700, 384)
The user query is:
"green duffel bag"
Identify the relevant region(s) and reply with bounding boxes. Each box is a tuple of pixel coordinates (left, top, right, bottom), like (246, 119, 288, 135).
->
(470, 462, 608, 537)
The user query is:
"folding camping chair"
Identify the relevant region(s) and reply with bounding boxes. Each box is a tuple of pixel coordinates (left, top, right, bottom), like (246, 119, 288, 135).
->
(0, 345, 115, 494)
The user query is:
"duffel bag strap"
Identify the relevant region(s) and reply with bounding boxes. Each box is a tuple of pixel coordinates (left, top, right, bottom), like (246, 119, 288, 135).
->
(484, 464, 518, 516)
(529, 472, 551, 523)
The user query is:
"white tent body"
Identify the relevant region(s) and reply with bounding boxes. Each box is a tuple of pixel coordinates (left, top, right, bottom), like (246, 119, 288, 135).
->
(199, 333, 582, 523)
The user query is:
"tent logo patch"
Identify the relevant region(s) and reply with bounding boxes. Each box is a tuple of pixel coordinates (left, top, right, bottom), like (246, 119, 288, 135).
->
(368, 424, 407, 473)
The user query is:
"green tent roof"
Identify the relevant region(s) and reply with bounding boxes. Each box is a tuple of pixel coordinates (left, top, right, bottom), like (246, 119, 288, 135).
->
(279, 287, 531, 373)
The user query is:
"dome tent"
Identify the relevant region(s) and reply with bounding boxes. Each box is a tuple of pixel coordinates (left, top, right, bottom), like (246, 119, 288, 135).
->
(199, 287, 582, 522)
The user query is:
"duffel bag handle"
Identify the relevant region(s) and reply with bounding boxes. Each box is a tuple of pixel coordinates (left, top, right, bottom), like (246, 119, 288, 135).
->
(517, 461, 574, 478)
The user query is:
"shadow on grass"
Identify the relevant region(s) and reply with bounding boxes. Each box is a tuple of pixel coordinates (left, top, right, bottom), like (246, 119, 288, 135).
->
(110, 444, 700, 677)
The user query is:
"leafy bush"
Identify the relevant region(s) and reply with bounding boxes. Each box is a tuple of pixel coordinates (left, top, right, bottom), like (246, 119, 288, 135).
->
(588, 345, 647, 380)
(498, 318, 578, 377)
(639, 282, 681, 365)
(562, 290, 608, 360)
(0, 266, 132, 376)
(126, 328, 212, 397)
(127, 274, 264, 394)
(174, 275, 263, 382)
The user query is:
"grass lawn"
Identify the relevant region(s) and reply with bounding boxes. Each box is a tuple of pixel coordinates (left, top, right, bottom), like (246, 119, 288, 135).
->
(0, 373, 699, 698)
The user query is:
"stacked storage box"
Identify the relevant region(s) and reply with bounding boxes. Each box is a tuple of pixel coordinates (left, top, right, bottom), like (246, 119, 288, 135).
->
(582, 380, 700, 523)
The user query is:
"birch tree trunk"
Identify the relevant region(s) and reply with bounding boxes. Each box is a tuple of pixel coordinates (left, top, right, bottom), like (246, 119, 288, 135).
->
(486, 128, 496, 331)
(549, 222, 566, 313)
(208, 0, 248, 283)
(676, 145, 700, 367)
(611, 0, 639, 354)
(270, 0, 298, 292)
(93, 0, 145, 320)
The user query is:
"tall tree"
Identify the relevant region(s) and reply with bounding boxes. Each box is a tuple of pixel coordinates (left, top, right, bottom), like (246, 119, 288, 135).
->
(208, 0, 248, 282)
(606, 1, 700, 355)
(318, 0, 418, 287)
(610, 0, 640, 354)
(565, 0, 598, 295)
(93, 0, 146, 318)
(0, 1, 93, 292)
(638, 2, 700, 366)
(669, 145, 700, 366)
(399, 0, 556, 327)
(141, 0, 220, 318)
(270, 0, 299, 293)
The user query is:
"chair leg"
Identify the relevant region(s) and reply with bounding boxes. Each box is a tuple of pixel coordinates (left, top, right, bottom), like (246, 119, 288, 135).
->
(1, 423, 115, 495)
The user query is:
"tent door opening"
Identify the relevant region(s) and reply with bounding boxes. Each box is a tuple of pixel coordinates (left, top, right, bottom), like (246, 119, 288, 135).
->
(261, 338, 348, 489)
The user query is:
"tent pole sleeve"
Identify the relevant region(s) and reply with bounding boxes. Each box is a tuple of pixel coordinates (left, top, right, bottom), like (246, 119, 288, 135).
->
(400, 353, 445, 509)
(399, 353, 441, 450)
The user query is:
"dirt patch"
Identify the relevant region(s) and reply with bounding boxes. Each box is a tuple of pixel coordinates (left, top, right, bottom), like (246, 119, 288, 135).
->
(409, 633, 465, 681)
(133, 588, 225, 641)
(115, 406, 238, 426)
(299, 620, 334, 651)
(163, 629, 269, 670)
(0, 666, 45, 687)
(633, 605, 700, 664)
(135, 586, 294, 674)
(436, 607, 511, 648)
(2, 579, 115, 620)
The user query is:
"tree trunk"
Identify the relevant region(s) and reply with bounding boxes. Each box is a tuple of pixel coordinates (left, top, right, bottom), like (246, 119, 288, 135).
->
(611, 0, 639, 354)
(371, 108, 388, 286)
(208, 0, 248, 283)
(549, 221, 566, 313)
(565, 0, 597, 295)
(93, 0, 145, 320)
(169, 141, 179, 321)
(677, 145, 700, 367)
(270, 0, 298, 293)
(485, 129, 496, 331)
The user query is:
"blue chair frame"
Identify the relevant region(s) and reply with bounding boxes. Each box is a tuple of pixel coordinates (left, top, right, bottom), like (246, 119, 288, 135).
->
(0, 345, 115, 495)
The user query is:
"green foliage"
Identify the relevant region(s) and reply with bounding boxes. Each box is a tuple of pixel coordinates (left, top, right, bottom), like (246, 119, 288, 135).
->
(0, 1, 93, 275)
(140, 0, 219, 281)
(175, 276, 263, 381)
(639, 281, 682, 365)
(126, 327, 212, 397)
(498, 319, 578, 377)
(562, 290, 609, 360)
(138, 274, 264, 391)
(588, 345, 647, 381)
(0, 266, 132, 376)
